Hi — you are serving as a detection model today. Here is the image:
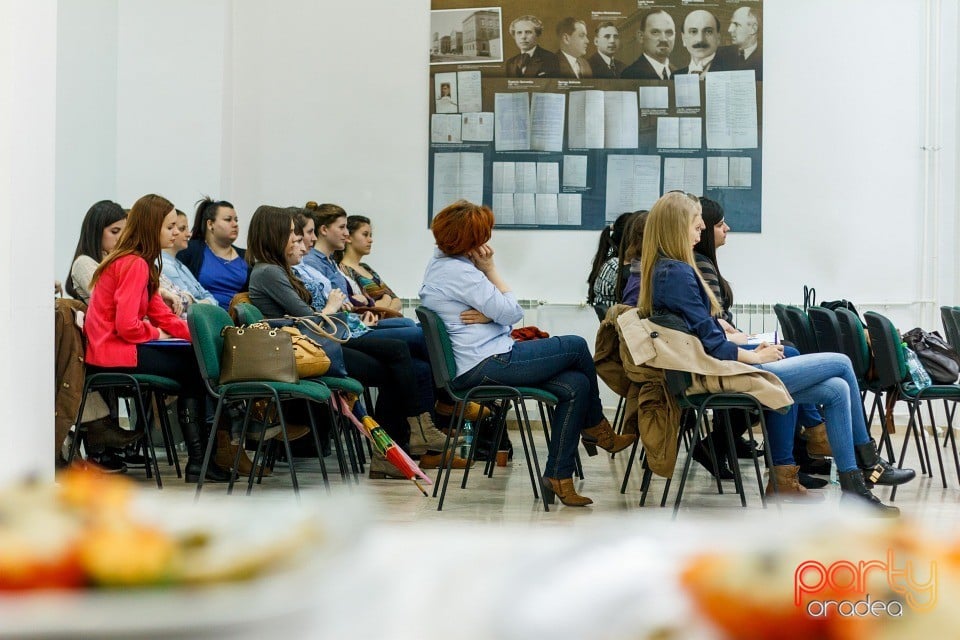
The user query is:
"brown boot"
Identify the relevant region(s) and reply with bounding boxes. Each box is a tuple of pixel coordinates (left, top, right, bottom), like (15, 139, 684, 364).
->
(804, 424, 833, 458)
(272, 424, 311, 442)
(542, 476, 593, 507)
(215, 429, 271, 477)
(418, 451, 472, 469)
(84, 417, 142, 451)
(765, 464, 823, 501)
(581, 418, 636, 456)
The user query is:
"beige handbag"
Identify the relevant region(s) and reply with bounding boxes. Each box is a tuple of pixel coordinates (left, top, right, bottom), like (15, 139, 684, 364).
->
(279, 326, 331, 378)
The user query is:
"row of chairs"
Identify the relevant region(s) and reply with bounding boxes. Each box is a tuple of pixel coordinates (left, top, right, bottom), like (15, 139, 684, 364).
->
(779, 303, 960, 496)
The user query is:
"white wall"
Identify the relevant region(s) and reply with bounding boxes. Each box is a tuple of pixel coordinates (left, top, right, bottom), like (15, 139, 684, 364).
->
(55, 0, 960, 333)
(1, 0, 57, 482)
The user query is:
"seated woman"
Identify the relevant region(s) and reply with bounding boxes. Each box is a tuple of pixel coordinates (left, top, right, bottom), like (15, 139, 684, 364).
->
(176, 197, 249, 311)
(337, 215, 403, 313)
(83, 194, 231, 483)
(636, 191, 914, 514)
(586, 211, 634, 321)
(159, 209, 219, 316)
(245, 205, 465, 477)
(618, 211, 649, 306)
(67, 200, 128, 304)
(420, 200, 635, 507)
(693, 198, 829, 486)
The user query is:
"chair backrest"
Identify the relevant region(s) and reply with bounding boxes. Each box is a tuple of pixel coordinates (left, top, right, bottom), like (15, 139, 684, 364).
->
(941, 306, 960, 350)
(863, 311, 908, 389)
(187, 303, 235, 390)
(951, 307, 960, 350)
(834, 307, 871, 381)
(234, 302, 265, 325)
(784, 305, 818, 354)
(415, 306, 458, 390)
(807, 306, 843, 353)
(773, 304, 795, 345)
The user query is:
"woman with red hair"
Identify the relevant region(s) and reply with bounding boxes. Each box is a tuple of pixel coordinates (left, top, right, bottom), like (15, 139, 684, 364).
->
(420, 201, 636, 507)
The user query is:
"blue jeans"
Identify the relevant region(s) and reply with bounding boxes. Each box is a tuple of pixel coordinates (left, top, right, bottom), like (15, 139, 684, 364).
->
(756, 352, 869, 471)
(452, 335, 605, 478)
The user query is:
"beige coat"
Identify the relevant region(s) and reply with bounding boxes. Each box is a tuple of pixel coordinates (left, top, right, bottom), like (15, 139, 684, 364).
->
(595, 306, 792, 477)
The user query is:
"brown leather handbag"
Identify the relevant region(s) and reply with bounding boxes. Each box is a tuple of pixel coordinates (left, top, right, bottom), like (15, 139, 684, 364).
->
(279, 326, 331, 378)
(219, 323, 297, 384)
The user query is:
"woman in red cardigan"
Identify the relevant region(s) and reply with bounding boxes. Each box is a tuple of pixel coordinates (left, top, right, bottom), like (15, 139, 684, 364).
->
(84, 193, 231, 483)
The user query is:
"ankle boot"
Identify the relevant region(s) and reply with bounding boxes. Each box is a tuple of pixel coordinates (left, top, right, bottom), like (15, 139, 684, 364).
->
(408, 412, 456, 455)
(691, 436, 735, 480)
(214, 429, 270, 478)
(765, 464, 824, 501)
(83, 416, 143, 451)
(581, 418, 636, 456)
(803, 423, 833, 458)
(179, 398, 233, 483)
(541, 476, 593, 507)
(418, 450, 472, 469)
(226, 403, 281, 445)
(854, 438, 916, 487)
(839, 469, 900, 517)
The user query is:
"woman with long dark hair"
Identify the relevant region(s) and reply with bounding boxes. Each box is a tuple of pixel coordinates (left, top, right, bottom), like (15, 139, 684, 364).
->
(67, 200, 128, 303)
(586, 211, 634, 320)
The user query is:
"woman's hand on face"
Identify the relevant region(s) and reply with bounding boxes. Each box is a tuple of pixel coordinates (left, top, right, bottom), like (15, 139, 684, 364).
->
(467, 244, 496, 274)
(360, 311, 378, 327)
(460, 308, 492, 325)
(753, 343, 785, 364)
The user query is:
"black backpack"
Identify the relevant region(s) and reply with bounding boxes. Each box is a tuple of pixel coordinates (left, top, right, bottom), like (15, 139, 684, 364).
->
(821, 299, 861, 320)
(902, 327, 960, 384)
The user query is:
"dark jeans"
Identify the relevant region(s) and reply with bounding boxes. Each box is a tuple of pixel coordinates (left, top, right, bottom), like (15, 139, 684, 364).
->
(452, 335, 604, 478)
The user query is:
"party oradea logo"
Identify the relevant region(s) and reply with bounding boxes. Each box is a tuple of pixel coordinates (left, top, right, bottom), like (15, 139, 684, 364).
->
(794, 549, 937, 618)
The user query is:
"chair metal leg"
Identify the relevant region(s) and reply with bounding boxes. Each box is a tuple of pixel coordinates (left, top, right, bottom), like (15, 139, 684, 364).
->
(889, 402, 916, 503)
(921, 400, 946, 488)
(305, 402, 329, 490)
(154, 392, 181, 478)
(131, 383, 162, 489)
(720, 413, 746, 507)
(620, 437, 640, 494)
(671, 410, 702, 518)
(194, 397, 224, 501)
(610, 395, 625, 459)
(436, 400, 467, 510)
(701, 413, 724, 495)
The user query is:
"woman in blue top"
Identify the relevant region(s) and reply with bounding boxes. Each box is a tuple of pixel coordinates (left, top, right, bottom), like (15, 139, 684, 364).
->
(636, 192, 913, 514)
(176, 197, 250, 310)
(420, 200, 635, 507)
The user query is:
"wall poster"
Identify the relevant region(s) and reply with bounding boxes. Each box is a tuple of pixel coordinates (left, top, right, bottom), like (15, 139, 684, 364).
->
(428, 0, 764, 232)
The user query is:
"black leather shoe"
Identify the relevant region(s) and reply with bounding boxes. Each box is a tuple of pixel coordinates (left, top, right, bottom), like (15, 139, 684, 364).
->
(734, 436, 760, 459)
(691, 439, 735, 480)
(798, 472, 828, 489)
(800, 458, 832, 476)
(89, 450, 127, 474)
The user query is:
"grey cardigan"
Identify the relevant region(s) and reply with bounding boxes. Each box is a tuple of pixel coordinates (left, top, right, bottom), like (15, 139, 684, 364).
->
(248, 263, 314, 319)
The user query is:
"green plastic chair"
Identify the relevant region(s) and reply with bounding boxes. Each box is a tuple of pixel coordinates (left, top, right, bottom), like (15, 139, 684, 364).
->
(416, 306, 559, 512)
(864, 311, 960, 499)
(67, 371, 182, 488)
(187, 304, 333, 498)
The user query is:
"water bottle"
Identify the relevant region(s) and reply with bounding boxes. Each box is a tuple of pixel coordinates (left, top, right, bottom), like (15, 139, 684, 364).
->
(460, 420, 474, 458)
(902, 342, 932, 389)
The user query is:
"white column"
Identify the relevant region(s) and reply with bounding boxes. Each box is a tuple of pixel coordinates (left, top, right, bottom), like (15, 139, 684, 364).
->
(0, 0, 58, 483)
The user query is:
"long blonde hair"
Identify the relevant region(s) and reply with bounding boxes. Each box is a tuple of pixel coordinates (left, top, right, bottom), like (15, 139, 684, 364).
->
(637, 192, 722, 318)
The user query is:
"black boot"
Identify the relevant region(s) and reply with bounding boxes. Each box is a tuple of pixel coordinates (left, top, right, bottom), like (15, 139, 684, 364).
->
(179, 398, 232, 483)
(691, 432, 735, 480)
(838, 469, 899, 517)
(854, 438, 916, 487)
(798, 472, 828, 489)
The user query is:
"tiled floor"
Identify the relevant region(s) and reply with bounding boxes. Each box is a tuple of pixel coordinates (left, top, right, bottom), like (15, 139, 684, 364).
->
(139, 424, 960, 528)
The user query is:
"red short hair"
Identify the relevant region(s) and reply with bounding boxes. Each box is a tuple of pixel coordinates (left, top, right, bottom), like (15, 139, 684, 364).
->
(431, 200, 494, 256)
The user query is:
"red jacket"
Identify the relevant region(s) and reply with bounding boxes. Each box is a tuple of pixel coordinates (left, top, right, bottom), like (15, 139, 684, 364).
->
(84, 255, 191, 367)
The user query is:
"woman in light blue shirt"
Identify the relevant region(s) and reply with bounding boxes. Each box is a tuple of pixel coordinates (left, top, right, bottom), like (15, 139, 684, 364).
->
(420, 201, 636, 507)
(160, 210, 219, 310)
